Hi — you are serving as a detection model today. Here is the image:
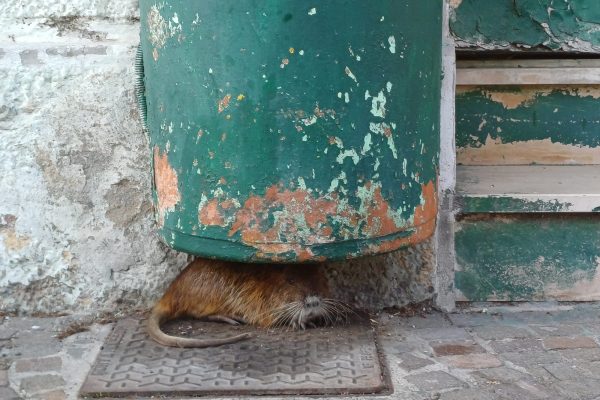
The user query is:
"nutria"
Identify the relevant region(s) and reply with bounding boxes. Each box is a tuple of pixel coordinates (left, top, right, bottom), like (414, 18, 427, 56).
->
(147, 258, 347, 348)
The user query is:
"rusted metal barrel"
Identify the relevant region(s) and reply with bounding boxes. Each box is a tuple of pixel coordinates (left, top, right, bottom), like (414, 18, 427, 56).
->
(139, 0, 443, 262)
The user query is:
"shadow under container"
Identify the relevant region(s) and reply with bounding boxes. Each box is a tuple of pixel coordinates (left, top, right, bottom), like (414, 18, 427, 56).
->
(139, 0, 443, 262)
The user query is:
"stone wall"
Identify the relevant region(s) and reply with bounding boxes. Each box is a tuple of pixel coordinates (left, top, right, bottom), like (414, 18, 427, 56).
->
(0, 1, 439, 315)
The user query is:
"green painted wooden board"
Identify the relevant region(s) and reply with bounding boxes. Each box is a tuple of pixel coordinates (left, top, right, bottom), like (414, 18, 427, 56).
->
(139, 1, 442, 262)
(455, 216, 600, 301)
(456, 85, 600, 165)
(451, 0, 600, 52)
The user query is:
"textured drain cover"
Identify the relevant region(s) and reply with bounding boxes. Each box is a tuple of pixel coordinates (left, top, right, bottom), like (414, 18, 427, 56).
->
(81, 317, 387, 397)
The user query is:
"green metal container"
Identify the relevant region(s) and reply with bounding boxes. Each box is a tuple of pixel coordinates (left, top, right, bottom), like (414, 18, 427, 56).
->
(139, 0, 442, 262)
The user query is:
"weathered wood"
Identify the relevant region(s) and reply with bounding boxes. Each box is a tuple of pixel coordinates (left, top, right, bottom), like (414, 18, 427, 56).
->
(451, 0, 600, 53)
(456, 165, 600, 213)
(455, 215, 600, 301)
(456, 85, 600, 165)
(458, 68, 600, 86)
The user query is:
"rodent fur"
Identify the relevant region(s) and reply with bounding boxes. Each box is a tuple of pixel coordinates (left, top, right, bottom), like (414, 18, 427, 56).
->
(147, 258, 337, 348)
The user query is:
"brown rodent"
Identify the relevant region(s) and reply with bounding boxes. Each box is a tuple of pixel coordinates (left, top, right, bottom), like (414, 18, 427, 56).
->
(147, 258, 344, 348)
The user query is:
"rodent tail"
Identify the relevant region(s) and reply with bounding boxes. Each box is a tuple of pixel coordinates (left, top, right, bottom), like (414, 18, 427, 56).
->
(146, 308, 252, 348)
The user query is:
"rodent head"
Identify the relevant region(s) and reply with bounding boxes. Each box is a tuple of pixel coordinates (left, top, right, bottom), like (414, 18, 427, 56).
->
(265, 264, 348, 329)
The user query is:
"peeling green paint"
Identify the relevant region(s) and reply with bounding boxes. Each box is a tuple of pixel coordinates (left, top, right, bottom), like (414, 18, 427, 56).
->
(458, 197, 573, 213)
(456, 86, 600, 164)
(451, 0, 600, 51)
(139, 0, 442, 262)
(455, 216, 600, 301)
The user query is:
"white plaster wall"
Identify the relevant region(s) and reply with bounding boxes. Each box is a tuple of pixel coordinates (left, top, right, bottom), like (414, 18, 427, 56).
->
(0, 2, 189, 314)
(0, 1, 445, 314)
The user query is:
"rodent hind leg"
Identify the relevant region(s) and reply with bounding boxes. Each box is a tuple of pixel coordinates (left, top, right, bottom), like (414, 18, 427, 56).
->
(204, 315, 247, 326)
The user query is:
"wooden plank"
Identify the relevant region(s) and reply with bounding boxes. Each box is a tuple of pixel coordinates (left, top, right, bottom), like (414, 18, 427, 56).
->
(457, 67, 600, 85)
(455, 215, 600, 302)
(456, 165, 600, 213)
(456, 85, 600, 166)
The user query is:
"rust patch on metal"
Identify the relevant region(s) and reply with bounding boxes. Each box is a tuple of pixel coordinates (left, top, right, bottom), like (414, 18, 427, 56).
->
(458, 136, 600, 165)
(366, 180, 437, 254)
(153, 147, 181, 226)
(218, 94, 232, 113)
(198, 199, 227, 227)
(196, 180, 437, 260)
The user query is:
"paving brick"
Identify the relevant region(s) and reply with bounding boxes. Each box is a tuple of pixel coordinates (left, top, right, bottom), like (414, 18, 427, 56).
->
(432, 341, 485, 356)
(524, 366, 557, 382)
(530, 324, 584, 337)
(39, 389, 67, 400)
(0, 330, 16, 341)
(440, 388, 504, 400)
(405, 371, 465, 392)
(558, 348, 600, 362)
(15, 355, 61, 373)
(492, 381, 549, 399)
(543, 363, 593, 381)
(489, 338, 544, 353)
(0, 386, 20, 400)
(398, 313, 453, 329)
(550, 378, 600, 400)
(447, 313, 504, 327)
(442, 353, 503, 369)
(19, 374, 65, 394)
(543, 336, 598, 350)
(0, 369, 7, 386)
(472, 325, 532, 340)
(398, 353, 435, 371)
(502, 350, 562, 366)
(413, 328, 473, 341)
(473, 366, 529, 383)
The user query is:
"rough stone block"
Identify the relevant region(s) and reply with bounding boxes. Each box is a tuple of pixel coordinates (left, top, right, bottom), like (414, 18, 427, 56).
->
(502, 351, 562, 366)
(442, 353, 503, 369)
(0, 369, 8, 386)
(398, 353, 435, 371)
(543, 363, 594, 381)
(15, 356, 61, 373)
(0, 386, 20, 400)
(489, 338, 544, 353)
(472, 325, 533, 340)
(415, 327, 472, 341)
(558, 348, 600, 362)
(19, 374, 65, 394)
(473, 366, 529, 383)
(440, 388, 504, 400)
(39, 389, 67, 400)
(406, 370, 465, 391)
(543, 336, 598, 350)
(492, 382, 549, 400)
(531, 324, 584, 337)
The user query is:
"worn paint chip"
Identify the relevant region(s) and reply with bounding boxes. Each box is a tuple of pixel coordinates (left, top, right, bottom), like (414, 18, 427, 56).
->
(153, 147, 181, 226)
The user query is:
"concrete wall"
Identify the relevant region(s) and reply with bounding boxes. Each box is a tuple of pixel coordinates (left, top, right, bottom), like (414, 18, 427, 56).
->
(0, 1, 444, 315)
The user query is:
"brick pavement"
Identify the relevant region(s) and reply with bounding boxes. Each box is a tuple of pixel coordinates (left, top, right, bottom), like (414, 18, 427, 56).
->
(0, 303, 599, 399)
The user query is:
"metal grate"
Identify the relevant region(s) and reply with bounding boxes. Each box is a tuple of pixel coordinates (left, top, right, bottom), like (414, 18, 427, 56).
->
(80, 317, 388, 397)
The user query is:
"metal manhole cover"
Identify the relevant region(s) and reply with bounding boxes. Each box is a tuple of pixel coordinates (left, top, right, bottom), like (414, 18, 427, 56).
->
(81, 317, 388, 397)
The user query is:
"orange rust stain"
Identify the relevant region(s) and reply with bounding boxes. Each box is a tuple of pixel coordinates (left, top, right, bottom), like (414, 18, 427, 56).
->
(196, 180, 437, 260)
(218, 94, 232, 113)
(198, 199, 226, 227)
(153, 147, 181, 226)
(366, 180, 437, 254)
